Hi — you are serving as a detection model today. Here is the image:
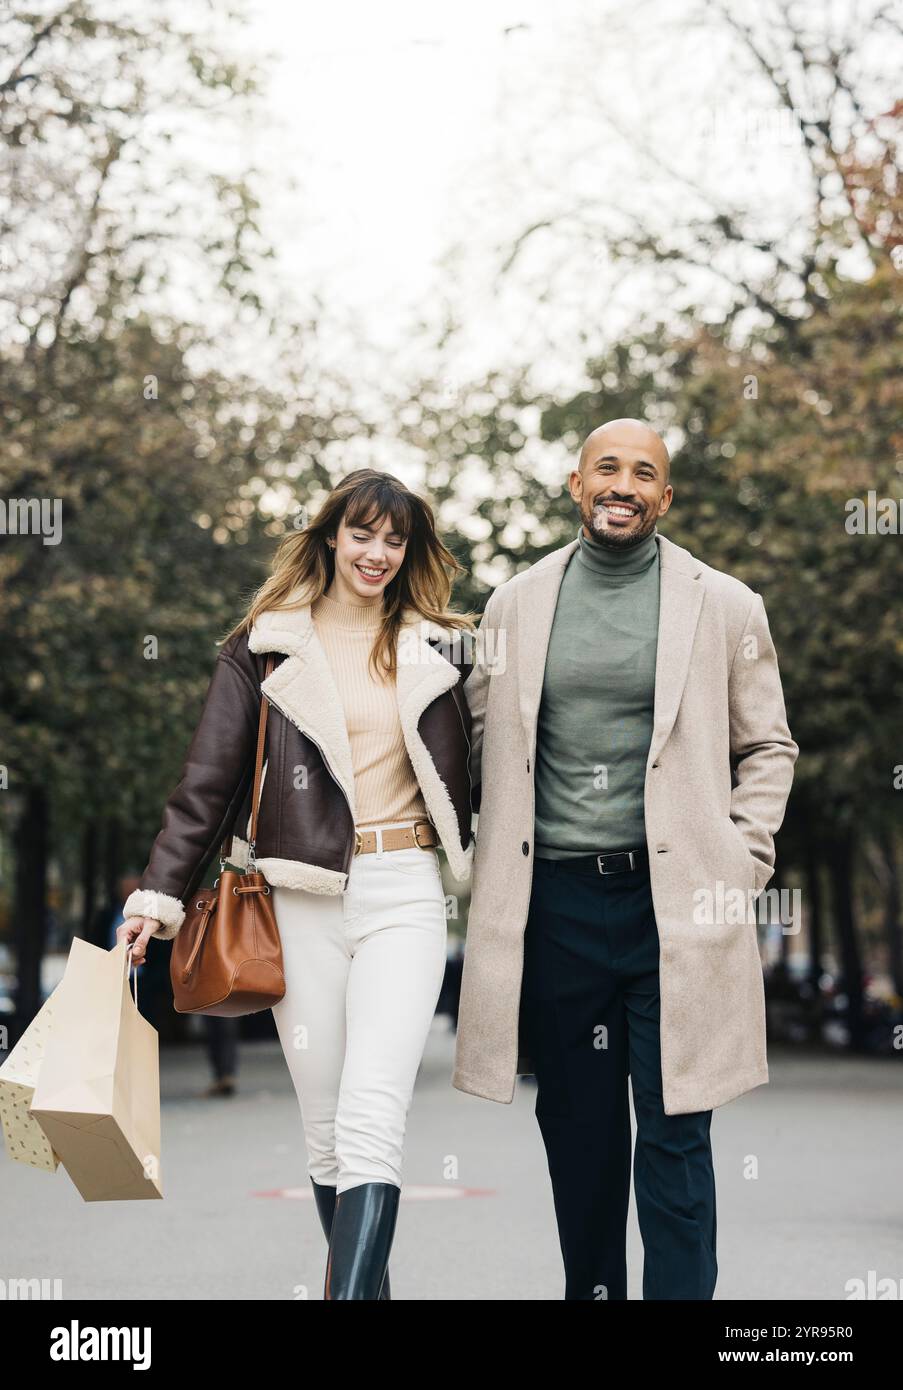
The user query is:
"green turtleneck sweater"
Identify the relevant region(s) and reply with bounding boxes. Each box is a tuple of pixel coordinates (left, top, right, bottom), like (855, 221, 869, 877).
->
(534, 525, 661, 857)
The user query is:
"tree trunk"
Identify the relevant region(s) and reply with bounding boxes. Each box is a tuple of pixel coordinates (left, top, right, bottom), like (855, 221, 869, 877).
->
(104, 816, 122, 912)
(81, 818, 98, 941)
(805, 836, 824, 1044)
(773, 872, 791, 968)
(875, 826, 902, 999)
(828, 832, 866, 1052)
(12, 783, 49, 1043)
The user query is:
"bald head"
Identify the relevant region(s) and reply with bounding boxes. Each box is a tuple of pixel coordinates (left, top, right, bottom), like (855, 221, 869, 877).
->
(571, 417, 673, 550)
(579, 418, 671, 483)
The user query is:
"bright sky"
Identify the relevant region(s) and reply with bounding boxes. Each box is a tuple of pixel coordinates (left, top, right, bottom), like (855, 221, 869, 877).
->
(221, 0, 886, 413)
(239, 0, 584, 387)
(245, 2, 538, 312)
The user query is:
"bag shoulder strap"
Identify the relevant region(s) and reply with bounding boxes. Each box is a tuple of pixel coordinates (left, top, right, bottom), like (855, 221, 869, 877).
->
(219, 652, 275, 863)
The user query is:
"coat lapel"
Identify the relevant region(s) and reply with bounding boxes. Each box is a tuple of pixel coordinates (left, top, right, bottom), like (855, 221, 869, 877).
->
(514, 529, 704, 764)
(648, 535, 705, 765)
(515, 540, 577, 740)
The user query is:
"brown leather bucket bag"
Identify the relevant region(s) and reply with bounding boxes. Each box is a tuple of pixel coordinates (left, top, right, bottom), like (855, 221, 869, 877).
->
(170, 654, 286, 1016)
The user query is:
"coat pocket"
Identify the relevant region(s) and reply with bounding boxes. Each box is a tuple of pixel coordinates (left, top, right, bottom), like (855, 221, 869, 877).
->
(722, 817, 757, 892)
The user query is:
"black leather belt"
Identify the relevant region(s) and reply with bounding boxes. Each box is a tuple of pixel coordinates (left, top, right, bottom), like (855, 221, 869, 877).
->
(538, 845, 649, 877)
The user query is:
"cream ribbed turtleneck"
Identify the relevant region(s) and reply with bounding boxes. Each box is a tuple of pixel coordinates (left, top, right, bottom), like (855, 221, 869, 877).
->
(310, 590, 429, 829)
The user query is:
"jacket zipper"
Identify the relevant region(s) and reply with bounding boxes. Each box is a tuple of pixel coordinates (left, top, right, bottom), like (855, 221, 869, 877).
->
(299, 726, 357, 877)
(453, 688, 475, 812)
(262, 685, 357, 878)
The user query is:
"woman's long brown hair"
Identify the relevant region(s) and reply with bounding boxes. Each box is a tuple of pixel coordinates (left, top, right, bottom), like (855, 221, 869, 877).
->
(219, 469, 478, 679)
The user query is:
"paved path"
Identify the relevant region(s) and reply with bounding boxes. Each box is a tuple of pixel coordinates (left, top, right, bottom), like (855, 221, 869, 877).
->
(3, 1026, 900, 1300)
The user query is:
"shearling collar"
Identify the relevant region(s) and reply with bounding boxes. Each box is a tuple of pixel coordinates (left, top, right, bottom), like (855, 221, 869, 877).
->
(248, 593, 458, 658)
(247, 593, 469, 876)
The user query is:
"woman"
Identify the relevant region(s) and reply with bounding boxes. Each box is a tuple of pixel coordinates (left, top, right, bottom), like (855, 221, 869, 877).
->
(118, 469, 477, 1299)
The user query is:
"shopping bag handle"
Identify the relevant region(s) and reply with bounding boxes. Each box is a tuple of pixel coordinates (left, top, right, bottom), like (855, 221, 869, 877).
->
(125, 941, 139, 1008)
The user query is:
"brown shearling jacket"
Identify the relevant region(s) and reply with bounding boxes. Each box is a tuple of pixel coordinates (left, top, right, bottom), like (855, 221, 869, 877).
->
(123, 599, 476, 939)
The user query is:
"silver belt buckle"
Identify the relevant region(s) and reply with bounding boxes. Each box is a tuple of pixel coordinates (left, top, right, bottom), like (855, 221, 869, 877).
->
(596, 850, 636, 875)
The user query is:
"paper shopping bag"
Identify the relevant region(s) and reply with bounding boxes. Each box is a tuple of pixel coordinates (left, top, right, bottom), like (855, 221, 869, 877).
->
(30, 937, 162, 1202)
(0, 982, 65, 1173)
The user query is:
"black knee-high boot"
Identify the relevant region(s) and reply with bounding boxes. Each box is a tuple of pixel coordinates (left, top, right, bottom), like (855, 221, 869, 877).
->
(323, 1181, 400, 1301)
(311, 1179, 391, 1300)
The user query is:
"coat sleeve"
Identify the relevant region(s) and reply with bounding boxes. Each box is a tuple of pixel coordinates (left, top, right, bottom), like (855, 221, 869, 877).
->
(121, 633, 261, 940)
(727, 591, 799, 888)
(464, 587, 506, 815)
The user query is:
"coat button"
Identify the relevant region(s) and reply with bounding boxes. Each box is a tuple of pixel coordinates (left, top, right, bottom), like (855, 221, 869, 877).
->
(522, 841, 529, 855)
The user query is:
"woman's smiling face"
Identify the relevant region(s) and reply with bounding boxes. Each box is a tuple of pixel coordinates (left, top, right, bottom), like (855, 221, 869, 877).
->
(330, 510, 408, 602)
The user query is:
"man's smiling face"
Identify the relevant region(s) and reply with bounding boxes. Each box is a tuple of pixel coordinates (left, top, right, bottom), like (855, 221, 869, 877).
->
(570, 419, 673, 549)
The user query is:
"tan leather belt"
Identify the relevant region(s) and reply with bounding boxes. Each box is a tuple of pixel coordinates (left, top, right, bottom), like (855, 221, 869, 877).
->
(353, 820, 438, 855)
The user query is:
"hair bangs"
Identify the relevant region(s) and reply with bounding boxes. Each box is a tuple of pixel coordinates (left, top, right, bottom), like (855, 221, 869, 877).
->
(344, 479, 414, 539)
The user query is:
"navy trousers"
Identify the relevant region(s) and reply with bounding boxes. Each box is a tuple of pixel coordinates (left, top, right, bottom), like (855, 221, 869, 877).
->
(519, 853, 717, 1301)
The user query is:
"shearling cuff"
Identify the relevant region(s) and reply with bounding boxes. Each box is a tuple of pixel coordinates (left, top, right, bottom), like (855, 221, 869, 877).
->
(122, 888, 186, 941)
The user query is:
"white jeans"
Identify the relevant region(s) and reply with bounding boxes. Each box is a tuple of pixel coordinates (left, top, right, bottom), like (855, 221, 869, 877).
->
(270, 832, 447, 1195)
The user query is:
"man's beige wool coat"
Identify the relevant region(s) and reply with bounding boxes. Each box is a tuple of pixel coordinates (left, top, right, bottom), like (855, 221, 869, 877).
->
(452, 531, 798, 1115)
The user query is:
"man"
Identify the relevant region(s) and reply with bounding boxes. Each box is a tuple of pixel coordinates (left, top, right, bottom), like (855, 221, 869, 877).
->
(453, 418, 798, 1300)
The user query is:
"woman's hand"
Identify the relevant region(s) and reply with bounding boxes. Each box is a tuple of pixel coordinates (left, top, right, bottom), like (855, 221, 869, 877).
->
(116, 917, 160, 966)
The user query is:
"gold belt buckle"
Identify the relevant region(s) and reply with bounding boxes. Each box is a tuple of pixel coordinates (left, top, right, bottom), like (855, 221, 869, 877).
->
(354, 830, 363, 856)
(412, 821, 431, 849)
